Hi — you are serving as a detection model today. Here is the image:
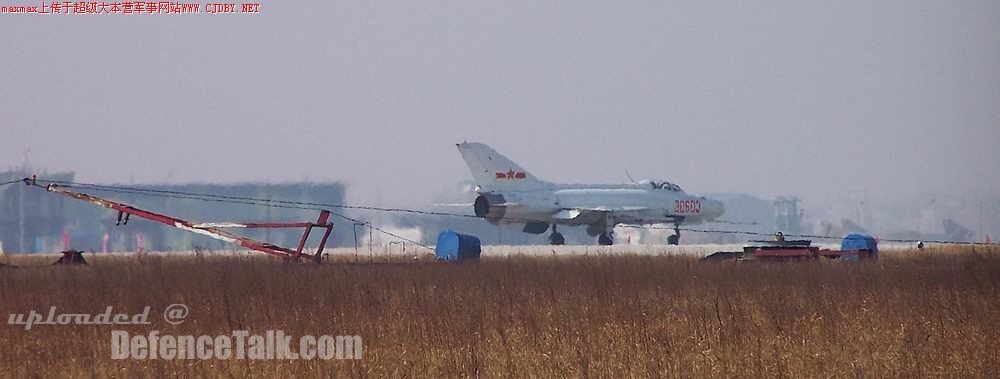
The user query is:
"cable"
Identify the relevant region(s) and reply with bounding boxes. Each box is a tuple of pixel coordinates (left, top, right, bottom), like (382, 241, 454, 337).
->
(37, 179, 997, 246)
(27, 178, 998, 247)
(325, 211, 431, 250)
(0, 179, 24, 186)
(42, 179, 477, 218)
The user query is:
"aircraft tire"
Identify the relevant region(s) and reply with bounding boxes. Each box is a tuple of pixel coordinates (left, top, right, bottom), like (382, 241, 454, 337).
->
(549, 232, 565, 245)
(667, 234, 679, 245)
(598, 233, 613, 246)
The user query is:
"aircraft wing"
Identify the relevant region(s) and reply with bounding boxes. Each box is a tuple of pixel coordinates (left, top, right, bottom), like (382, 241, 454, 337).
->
(573, 206, 649, 212)
(550, 206, 649, 220)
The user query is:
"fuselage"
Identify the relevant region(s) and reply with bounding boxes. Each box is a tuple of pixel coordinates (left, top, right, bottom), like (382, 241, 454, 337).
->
(477, 183, 725, 226)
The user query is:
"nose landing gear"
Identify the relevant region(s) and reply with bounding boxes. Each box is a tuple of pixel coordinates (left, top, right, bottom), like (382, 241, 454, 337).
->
(666, 222, 681, 245)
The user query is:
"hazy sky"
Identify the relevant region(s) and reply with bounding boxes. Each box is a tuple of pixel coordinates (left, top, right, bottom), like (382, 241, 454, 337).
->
(3, 1, 998, 207)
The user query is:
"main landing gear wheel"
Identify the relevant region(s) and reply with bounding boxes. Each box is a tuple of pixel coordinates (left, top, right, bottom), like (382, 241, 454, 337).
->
(549, 232, 565, 245)
(549, 225, 565, 245)
(598, 233, 614, 246)
(666, 221, 682, 245)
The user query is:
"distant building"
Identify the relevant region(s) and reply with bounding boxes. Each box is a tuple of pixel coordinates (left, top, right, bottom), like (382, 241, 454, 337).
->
(0, 170, 349, 253)
(0, 171, 74, 253)
(773, 196, 801, 235)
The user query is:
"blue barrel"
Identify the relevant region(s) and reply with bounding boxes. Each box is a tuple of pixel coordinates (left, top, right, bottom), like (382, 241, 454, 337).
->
(435, 230, 481, 262)
(840, 233, 878, 261)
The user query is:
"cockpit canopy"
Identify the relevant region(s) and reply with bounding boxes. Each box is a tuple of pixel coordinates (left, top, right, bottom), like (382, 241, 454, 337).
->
(637, 179, 683, 192)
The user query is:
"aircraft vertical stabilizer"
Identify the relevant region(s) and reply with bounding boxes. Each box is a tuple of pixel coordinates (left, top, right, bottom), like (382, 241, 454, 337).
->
(456, 142, 551, 193)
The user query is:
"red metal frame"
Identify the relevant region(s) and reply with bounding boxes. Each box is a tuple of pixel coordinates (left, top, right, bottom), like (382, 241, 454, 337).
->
(745, 247, 874, 260)
(27, 179, 333, 261)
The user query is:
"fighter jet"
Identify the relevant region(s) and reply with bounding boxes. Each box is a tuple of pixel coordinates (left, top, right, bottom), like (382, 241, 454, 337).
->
(457, 142, 725, 245)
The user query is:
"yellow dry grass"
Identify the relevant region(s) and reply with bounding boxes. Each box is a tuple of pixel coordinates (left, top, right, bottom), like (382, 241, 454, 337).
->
(1, 246, 998, 377)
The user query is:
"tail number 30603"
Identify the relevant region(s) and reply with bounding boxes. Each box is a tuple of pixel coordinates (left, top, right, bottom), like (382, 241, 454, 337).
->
(674, 200, 701, 214)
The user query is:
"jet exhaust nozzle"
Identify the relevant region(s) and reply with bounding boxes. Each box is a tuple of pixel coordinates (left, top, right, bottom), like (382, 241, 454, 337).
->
(473, 194, 506, 222)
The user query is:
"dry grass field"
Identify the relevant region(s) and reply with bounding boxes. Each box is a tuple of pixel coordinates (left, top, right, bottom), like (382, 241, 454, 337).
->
(1, 246, 998, 377)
